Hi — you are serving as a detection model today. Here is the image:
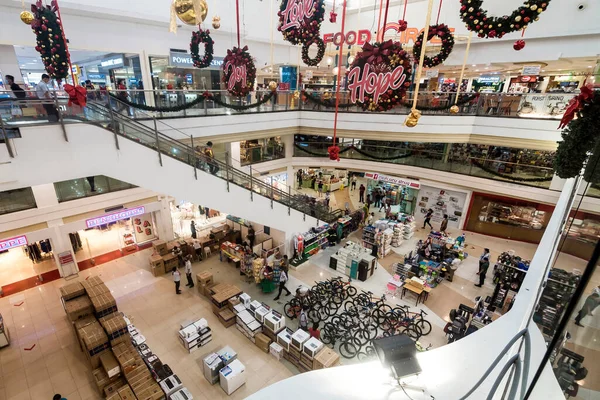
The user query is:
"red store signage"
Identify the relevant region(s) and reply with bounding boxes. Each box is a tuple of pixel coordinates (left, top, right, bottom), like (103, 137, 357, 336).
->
(323, 22, 456, 46)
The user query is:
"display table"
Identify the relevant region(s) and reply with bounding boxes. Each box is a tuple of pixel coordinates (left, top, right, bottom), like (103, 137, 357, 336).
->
(401, 279, 431, 306)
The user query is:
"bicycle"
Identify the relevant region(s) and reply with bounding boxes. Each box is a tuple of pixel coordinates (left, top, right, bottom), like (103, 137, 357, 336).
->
(346, 291, 392, 325)
(391, 306, 432, 336)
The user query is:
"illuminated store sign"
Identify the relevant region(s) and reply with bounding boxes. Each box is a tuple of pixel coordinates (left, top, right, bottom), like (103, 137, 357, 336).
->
(324, 23, 455, 46)
(86, 206, 146, 228)
(0, 235, 28, 251)
(100, 57, 123, 68)
(364, 172, 421, 189)
(169, 51, 224, 68)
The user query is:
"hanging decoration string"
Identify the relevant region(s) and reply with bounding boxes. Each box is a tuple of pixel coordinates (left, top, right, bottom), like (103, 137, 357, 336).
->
(402, 0, 408, 20)
(382, 0, 391, 39)
(270, 0, 274, 69)
(235, 0, 241, 47)
(454, 32, 472, 106)
(377, 0, 384, 37)
(405, 0, 434, 127)
(330, 0, 348, 161)
(436, 0, 443, 24)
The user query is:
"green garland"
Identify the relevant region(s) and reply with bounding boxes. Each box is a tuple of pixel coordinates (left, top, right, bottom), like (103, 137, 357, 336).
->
(294, 143, 413, 160)
(471, 159, 553, 182)
(31, 1, 70, 81)
(301, 91, 478, 111)
(108, 91, 275, 113)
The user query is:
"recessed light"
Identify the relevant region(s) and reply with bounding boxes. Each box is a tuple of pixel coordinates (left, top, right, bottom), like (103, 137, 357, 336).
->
(541, 69, 546, 72)
(475, 69, 480, 72)
(471, 64, 476, 67)
(588, 65, 593, 68)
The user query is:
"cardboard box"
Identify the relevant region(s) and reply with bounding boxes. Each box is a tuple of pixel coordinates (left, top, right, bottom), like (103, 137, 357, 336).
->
(86, 283, 110, 298)
(254, 333, 271, 353)
(82, 276, 104, 291)
(228, 296, 240, 310)
(162, 253, 178, 273)
(152, 240, 168, 256)
(90, 292, 118, 317)
(300, 352, 313, 370)
(89, 348, 110, 369)
(212, 285, 242, 308)
(103, 378, 126, 397)
(64, 295, 93, 321)
(100, 313, 128, 342)
(149, 254, 164, 276)
(93, 367, 112, 392)
(196, 271, 214, 286)
(80, 321, 109, 354)
(60, 281, 85, 301)
(218, 309, 236, 328)
(113, 342, 140, 370)
(74, 315, 97, 350)
(117, 385, 136, 400)
(313, 347, 340, 370)
(101, 351, 121, 378)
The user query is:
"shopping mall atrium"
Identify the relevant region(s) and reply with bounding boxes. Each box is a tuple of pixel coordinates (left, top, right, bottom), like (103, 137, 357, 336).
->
(0, 0, 599, 399)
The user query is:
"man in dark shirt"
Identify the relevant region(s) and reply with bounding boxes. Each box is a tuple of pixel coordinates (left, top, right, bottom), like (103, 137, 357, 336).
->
(6, 75, 26, 99)
(475, 256, 489, 287)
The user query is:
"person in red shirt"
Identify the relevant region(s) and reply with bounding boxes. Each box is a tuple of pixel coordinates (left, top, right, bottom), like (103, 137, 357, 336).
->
(308, 322, 320, 339)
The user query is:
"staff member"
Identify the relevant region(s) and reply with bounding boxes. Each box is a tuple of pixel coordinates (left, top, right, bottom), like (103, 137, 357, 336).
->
(184, 256, 194, 288)
(273, 267, 292, 301)
(475, 256, 489, 287)
(172, 267, 181, 294)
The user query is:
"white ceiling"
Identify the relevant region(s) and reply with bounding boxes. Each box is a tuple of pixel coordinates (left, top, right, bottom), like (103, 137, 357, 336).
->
(13, 45, 110, 70)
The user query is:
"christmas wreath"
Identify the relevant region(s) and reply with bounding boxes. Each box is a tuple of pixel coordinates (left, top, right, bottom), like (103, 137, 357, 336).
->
(278, 0, 325, 45)
(31, 0, 70, 81)
(346, 40, 412, 112)
(412, 24, 454, 68)
(222, 46, 256, 97)
(302, 37, 325, 66)
(190, 29, 214, 69)
(459, 0, 551, 39)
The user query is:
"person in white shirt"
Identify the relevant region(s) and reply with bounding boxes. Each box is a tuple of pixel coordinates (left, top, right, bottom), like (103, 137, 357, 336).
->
(367, 212, 375, 225)
(184, 256, 194, 288)
(273, 268, 291, 301)
(36, 74, 59, 121)
(192, 239, 202, 260)
(172, 267, 181, 294)
(299, 306, 309, 331)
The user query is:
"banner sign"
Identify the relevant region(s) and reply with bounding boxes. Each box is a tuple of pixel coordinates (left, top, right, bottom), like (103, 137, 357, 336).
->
(0, 235, 28, 251)
(169, 51, 224, 68)
(364, 172, 421, 189)
(522, 65, 541, 76)
(86, 206, 146, 228)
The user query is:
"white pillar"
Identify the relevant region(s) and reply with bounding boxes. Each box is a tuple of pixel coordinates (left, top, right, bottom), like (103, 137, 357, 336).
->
(48, 220, 79, 278)
(139, 50, 155, 106)
(157, 195, 175, 241)
(282, 134, 295, 191)
(0, 45, 24, 86)
(226, 142, 241, 169)
(31, 183, 59, 208)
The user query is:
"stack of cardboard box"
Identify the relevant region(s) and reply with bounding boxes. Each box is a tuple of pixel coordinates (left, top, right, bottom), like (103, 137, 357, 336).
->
(79, 320, 110, 368)
(196, 271, 214, 296)
(312, 347, 340, 370)
(100, 313, 129, 347)
(254, 332, 272, 353)
(63, 295, 93, 321)
(113, 341, 164, 400)
(90, 293, 118, 318)
(106, 384, 136, 400)
(60, 281, 85, 301)
(149, 254, 165, 277)
(211, 284, 242, 316)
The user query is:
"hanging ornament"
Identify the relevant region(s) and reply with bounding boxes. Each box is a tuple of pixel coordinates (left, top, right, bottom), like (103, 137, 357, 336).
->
(404, 109, 422, 127)
(513, 39, 525, 50)
(20, 10, 34, 25)
(328, 145, 341, 161)
(329, 10, 338, 23)
(212, 15, 221, 29)
(190, 29, 214, 69)
(173, 0, 208, 26)
(278, 0, 326, 45)
(412, 24, 454, 68)
(30, 0, 70, 82)
(301, 37, 325, 66)
(449, 105, 459, 114)
(268, 81, 278, 91)
(222, 46, 256, 97)
(397, 19, 408, 32)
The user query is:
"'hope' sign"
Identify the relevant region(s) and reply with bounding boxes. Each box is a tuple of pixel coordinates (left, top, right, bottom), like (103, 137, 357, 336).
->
(347, 64, 407, 105)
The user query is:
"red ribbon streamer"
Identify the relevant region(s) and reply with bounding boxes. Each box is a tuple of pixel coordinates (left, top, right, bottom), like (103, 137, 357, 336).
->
(402, 0, 408, 20)
(235, 0, 240, 48)
(331, 0, 348, 162)
(436, 0, 443, 24)
(558, 84, 594, 129)
(377, 0, 384, 37)
(382, 0, 391, 37)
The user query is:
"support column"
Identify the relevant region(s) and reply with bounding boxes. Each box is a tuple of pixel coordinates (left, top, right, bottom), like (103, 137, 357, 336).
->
(31, 183, 59, 208)
(282, 134, 295, 191)
(47, 220, 79, 278)
(226, 142, 241, 169)
(157, 195, 175, 241)
(0, 45, 24, 86)
(139, 50, 155, 106)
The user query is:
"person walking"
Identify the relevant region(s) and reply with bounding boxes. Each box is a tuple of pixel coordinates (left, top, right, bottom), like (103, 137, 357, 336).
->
(359, 184, 366, 203)
(317, 180, 324, 197)
(6, 75, 25, 99)
(423, 208, 433, 229)
(297, 169, 303, 189)
(204, 141, 219, 175)
(308, 322, 321, 339)
(575, 287, 600, 327)
(247, 225, 256, 248)
(325, 191, 330, 208)
(474, 256, 489, 287)
(273, 268, 292, 301)
(379, 196, 388, 212)
(190, 220, 197, 239)
(351, 175, 357, 191)
(184, 256, 194, 288)
(36, 74, 59, 121)
(374, 190, 381, 209)
(172, 267, 181, 294)
(280, 255, 289, 274)
(440, 214, 449, 233)
(115, 79, 129, 115)
(366, 193, 372, 210)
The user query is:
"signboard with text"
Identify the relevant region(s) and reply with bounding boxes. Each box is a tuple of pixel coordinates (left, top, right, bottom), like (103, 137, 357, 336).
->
(522, 65, 541, 76)
(85, 206, 146, 228)
(169, 51, 224, 69)
(0, 235, 28, 251)
(364, 172, 421, 189)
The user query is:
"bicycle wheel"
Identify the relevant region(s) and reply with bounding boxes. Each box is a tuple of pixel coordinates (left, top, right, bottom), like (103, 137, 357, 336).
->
(415, 319, 432, 336)
(346, 285, 357, 297)
(339, 339, 359, 359)
(344, 301, 357, 313)
(354, 328, 371, 347)
(372, 304, 392, 325)
(283, 302, 297, 319)
(308, 308, 321, 323)
(403, 324, 423, 340)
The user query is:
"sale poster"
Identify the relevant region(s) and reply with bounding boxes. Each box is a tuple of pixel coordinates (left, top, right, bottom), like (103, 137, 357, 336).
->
(132, 213, 157, 243)
(417, 186, 467, 229)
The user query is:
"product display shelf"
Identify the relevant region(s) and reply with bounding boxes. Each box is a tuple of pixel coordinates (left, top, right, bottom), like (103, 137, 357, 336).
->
(362, 226, 377, 250)
(391, 224, 403, 248)
(403, 221, 416, 240)
(376, 228, 393, 259)
(393, 263, 412, 281)
(302, 227, 329, 258)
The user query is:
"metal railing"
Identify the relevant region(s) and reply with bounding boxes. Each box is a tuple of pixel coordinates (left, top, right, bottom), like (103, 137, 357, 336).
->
(294, 141, 555, 189)
(0, 89, 576, 120)
(0, 96, 340, 223)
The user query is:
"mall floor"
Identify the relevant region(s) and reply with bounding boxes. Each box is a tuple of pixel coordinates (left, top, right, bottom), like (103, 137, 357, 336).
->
(0, 184, 597, 399)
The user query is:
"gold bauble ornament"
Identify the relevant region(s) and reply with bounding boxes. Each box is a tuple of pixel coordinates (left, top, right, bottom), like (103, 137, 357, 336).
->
(515, 16, 522, 22)
(174, 0, 208, 25)
(450, 105, 459, 114)
(268, 81, 278, 91)
(404, 109, 422, 128)
(212, 15, 221, 29)
(323, 92, 332, 100)
(20, 11, 34, 25)
(293, 91, 300, 100)
(530, 5, 537, 10)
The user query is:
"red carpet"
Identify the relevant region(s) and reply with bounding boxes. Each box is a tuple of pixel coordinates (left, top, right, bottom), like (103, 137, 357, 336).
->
(1, 243, 153, 297)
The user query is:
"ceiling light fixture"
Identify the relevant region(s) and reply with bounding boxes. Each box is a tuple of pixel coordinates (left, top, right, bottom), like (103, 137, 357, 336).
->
(588, 65, 593, 68)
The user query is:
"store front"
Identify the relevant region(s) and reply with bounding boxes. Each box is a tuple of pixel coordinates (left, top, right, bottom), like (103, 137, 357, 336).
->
(545, 74, 586, 93)
(170, 200, 226, 240)
(150, 51, 224, 91)
(0, 234, 58, 289)
(472, 75, 504, 93)
(261, 171, 288, 192)
(79, 54, 143, 90)
(364, 172, 420, 215)
(240, 137, 285, 166)
(296, 168, 349, 192)
(70, 205, 160, 262)
(507, 75, 540, 94)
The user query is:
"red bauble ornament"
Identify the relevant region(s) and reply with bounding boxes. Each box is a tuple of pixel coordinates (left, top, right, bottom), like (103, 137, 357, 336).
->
(329, 11, 337, 23)
(513, 39, 525, 50)
(328, 145, 340, 161)
(398, 20, 408, 32)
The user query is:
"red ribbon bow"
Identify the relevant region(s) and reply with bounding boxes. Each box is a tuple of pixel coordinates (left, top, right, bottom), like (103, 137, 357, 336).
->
(360, 40, 393, 65)
(559, 84, 594, 129)
(64, 84, 87, 107)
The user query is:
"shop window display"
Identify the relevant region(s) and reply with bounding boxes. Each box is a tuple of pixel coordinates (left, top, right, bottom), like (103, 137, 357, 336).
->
(171, 201, 225, 239)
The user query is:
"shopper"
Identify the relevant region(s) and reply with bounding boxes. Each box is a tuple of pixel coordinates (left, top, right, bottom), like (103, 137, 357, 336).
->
(273, 267, 291, 301)
(317, 180, 324, 197)
(475, 256, 489, 287)
(115, 79, 129, 115)
(280, 255, 289, 273)
(172, 246, 184, 267)
(423, 208, 433, 229)
(379, 197, 388, 212)
(172, 267, 181, 294)
(85, 80, 97, 100)
(311, 176, 316, 190)
(190, 220, 197, 239)
(574, 286, 600, 327)
(325, 191, 330, 208)
(6, 75, 25, 99)
(184, 256, 194, 288)
(193, 239, 202, 260)
(440, 214, 449, 233)
(299, 306, 309, 331)
(247, 225, 256, 248)
(367, 212, 375, 225)
(366, 193, 372, 210)
(351, 175, 357, 191)
(480, 248, 491, 261)
(204, 141, 219, 175)
(297, 169, 303, 189)
(308, 322, 321, 339)
(359, 184, 365, 203)
(374, 190, 381, 208)
(36, 74, 59, 121)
